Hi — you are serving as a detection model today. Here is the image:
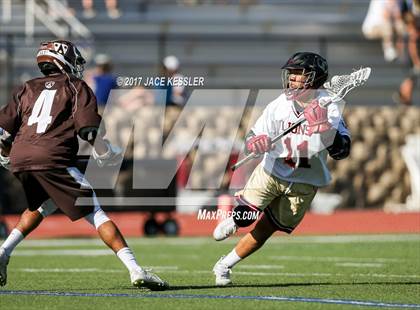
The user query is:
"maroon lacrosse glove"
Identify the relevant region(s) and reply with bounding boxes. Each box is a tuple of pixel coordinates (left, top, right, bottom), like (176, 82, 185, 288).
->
(304, 100, 331, 136)
(246, 134, 272, 154)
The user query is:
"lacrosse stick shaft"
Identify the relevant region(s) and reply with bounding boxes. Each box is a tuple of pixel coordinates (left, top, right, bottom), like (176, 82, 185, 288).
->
(231, 117, 305, 171)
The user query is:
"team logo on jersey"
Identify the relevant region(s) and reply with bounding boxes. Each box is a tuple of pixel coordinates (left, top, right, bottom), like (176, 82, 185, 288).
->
(45, 81, 55, 89)
(53, 42, 68, 55)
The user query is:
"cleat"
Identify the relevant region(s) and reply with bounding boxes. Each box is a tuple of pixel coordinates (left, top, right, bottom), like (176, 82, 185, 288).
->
(130, 268, 169, 291)
(0, 248, 10, 287)
(213, 216, 237, 241)
(213, 256, 232, 286)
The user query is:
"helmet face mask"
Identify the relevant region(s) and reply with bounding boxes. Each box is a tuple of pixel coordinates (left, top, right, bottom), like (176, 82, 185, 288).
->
(37, 40, 86, 78)
(74, 61, 85, 79)
(281, 52, 328, 102)
(282, 68, 316, 101)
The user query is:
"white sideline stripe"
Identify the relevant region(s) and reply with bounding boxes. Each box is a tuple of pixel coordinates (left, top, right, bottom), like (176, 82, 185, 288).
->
(20, 268, 124, 273)
(12, 234, 420, 248)
(145, 253, 200, 259)
(13, 249, 114, 256)
(195, 270, 420, 279)
(266, 234, 420, 244)
(13, 268, 420, 279)
(145, 266, 179, 270)
(336, 263, 384, 268)
(12, 249, 408, 265)
(237, 265, 285, 269)
(16, 266, 179, 273)
(12, 249, 200, 259)
(268, 255, 404, 263)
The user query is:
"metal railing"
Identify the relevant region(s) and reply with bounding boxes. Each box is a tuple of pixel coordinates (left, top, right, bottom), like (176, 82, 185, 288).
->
(24, 0, 92, 42)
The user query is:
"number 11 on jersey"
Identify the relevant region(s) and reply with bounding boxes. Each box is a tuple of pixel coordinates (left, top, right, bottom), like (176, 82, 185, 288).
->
(283, 137, 311, 168)
(28, 89, 56, 134)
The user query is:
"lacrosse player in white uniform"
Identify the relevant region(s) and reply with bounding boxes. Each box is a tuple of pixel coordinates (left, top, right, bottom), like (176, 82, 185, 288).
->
(212, 52, 351, 286)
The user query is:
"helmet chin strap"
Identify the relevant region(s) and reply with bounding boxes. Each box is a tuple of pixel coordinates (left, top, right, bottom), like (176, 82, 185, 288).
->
(52, 59, 67, 75)
(52, 59, 83, 79)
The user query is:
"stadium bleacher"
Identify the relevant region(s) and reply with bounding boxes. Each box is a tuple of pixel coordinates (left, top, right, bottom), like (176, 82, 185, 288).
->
(0, 0, 418, 105)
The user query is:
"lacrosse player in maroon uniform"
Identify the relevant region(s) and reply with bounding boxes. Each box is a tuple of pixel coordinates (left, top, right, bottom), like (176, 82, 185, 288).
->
(0, 40, 168, 290)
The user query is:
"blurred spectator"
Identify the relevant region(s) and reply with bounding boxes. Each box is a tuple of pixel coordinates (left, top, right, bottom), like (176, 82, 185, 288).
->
(394, 0, 420, 105)
(86, 54, 118, 111)
(157, 55, 187, 107)
(362, 0, 405, 62)
(179, 0, 257, 5)
(415, 0, 420, 14)
(82, 0, 121, 19)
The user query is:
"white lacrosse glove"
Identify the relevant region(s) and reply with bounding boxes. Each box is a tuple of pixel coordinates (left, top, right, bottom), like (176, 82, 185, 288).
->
(0, 153, 10, 170)
(412, 65, 420, 77)
(92, 140, 123, 167)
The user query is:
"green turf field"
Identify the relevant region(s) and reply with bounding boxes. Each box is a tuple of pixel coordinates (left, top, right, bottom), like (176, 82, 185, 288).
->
(0, 234, 419, 309)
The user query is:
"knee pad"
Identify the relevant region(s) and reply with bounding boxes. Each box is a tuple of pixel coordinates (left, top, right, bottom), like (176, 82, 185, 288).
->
(232, 196, 260, 227)
(84, 203, 110, 229)
(37, 200, 58, 218)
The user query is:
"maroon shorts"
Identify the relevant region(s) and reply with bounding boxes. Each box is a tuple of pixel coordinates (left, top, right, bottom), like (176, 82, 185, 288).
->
(14, 167, 96, 221)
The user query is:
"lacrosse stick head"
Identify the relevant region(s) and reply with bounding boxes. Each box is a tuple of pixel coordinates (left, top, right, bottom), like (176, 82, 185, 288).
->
(323, 67, 371, 102)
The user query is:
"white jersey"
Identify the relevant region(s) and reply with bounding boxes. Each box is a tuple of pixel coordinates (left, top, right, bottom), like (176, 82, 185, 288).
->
(252, 90, 350, 187)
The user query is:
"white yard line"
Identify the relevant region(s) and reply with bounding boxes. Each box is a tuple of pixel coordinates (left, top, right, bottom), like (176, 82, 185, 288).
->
(335, 263, 385, 268)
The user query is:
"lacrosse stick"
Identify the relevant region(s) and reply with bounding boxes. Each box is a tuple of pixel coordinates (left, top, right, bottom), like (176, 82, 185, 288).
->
(231, 67, 371, 171)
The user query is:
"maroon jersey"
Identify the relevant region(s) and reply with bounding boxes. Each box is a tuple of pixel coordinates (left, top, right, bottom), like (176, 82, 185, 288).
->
(0, 74, 101, 172)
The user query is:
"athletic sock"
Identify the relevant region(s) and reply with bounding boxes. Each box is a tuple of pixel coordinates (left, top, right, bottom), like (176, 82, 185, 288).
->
(116, 247, 143, 272)
(222, 248, 242, 268)
(1, 228, 24, 256)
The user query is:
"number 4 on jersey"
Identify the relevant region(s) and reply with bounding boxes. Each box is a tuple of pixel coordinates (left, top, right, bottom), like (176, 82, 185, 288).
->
(28, 89, 56, 133)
